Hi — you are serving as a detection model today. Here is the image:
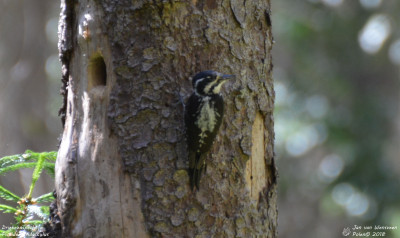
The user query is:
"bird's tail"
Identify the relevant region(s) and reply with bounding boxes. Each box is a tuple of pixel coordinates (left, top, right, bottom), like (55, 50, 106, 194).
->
(189, 153, 206, 191)
(189, 166, 203, 191)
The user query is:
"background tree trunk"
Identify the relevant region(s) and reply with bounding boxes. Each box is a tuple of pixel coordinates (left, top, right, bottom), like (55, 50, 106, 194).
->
(56, 0, 277, 237)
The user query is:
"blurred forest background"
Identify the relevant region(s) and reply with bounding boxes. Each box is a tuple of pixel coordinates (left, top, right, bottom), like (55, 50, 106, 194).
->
(273, 0, 400, 237)
(0, 0, 61, 226)
(0, 0, 399, 237)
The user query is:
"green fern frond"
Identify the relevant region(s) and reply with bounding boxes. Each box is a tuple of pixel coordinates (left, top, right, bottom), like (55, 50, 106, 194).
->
(0, 162, 38, 175)
(24, 150, 57, 162)
(0, 150, 57, 231)
(43, 151, 57, 161)
(0, 153, 27, 168)
(43, 161, 56, 178)
(40, 205, 50, 216)
(34, 192, 54, 203)
(27, 154, 46, 198)
(44, 166, 55, 178)
(24, 220, 46, 226)
(0, 204, 17, 213)
(0, 185, 20, 202)
(0, 151, 56, 176)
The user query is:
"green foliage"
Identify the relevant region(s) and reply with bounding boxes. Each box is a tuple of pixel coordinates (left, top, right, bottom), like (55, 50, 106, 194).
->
(34, 192, 55, 203)
(0, 150, 57, 237)
(0, 204, 17, 213)
(0, 186, 20, 202)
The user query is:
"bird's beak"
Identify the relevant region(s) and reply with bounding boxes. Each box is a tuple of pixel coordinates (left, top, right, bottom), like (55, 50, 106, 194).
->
(216, 74, 235, 84)
(221, 74, 236, 80)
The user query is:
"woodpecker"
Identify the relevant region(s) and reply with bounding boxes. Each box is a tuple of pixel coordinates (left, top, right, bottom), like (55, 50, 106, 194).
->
(184, 70, 235, 190)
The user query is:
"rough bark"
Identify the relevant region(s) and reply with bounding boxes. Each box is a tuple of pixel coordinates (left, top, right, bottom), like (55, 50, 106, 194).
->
(56, 0, 277, 237)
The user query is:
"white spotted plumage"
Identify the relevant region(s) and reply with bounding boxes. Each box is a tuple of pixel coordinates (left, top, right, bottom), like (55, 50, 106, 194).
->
(194, 97, 220, 151)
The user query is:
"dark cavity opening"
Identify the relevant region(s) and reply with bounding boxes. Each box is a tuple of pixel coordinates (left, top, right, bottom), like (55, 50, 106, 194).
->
(88, 53, 107, 89)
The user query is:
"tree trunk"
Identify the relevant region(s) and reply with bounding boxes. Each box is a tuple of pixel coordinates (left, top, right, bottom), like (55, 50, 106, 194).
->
(55, 0, 277, 237)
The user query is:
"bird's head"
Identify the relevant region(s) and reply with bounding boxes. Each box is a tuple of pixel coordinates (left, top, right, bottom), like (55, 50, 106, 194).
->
(191, 70, 235, 96)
